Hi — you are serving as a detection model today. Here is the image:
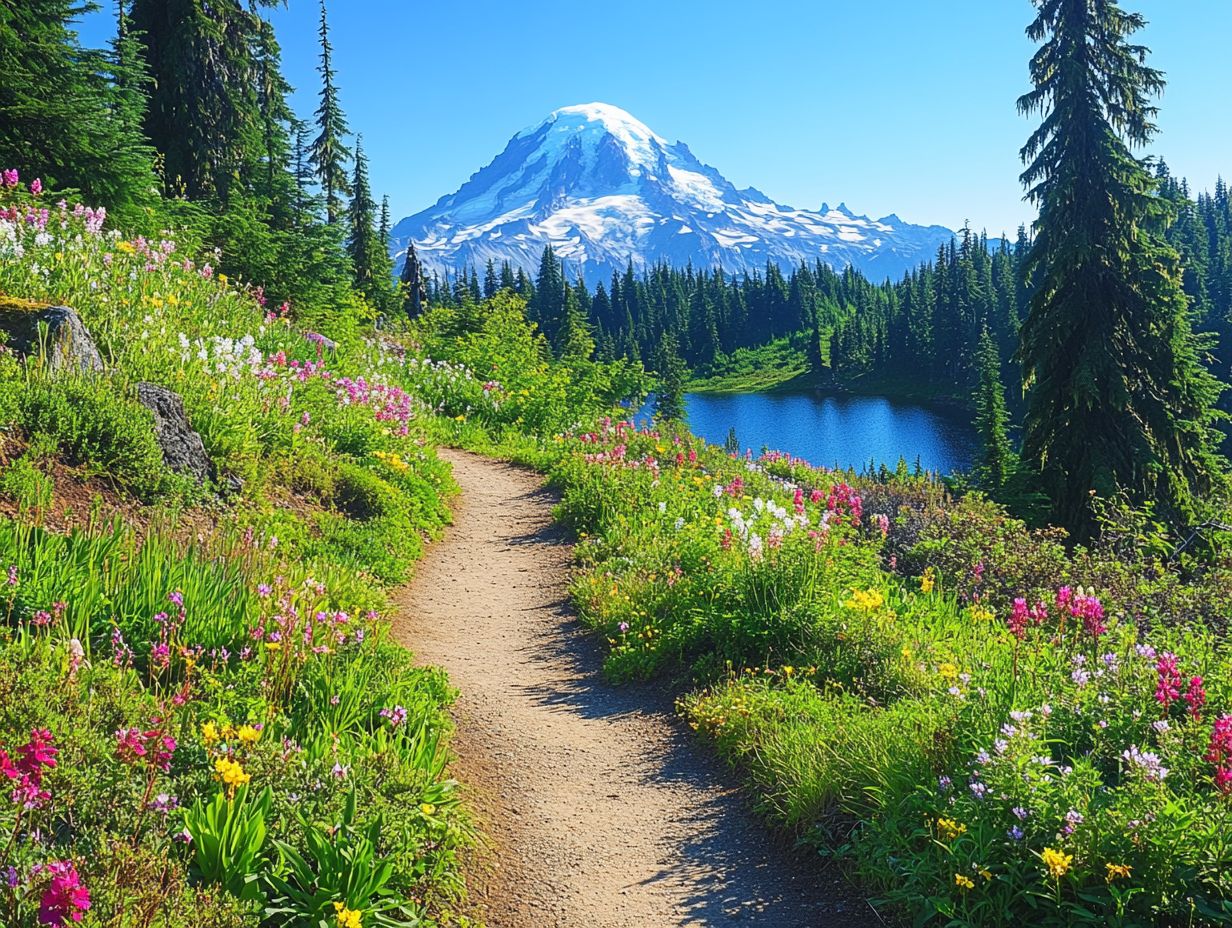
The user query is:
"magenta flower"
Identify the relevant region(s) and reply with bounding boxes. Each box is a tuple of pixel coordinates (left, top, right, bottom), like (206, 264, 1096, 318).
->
(1208, 716, 1232, 795)
(2, 168, 18, 188)
(37, 860, 91, 925)
(1156, 653, 1182, 711)
(29, 178, 42, 196)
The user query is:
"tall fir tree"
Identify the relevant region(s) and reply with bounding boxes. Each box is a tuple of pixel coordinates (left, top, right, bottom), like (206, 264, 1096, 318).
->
(653, 331, 688, 422)
(0, 0, 156, 216)
(346, 136, 380, 301)
(1016, 0, 1225, 537)
(310, 0, 350, 224)
(974, 326, 1013, 488)
(129, 0, 279, 201)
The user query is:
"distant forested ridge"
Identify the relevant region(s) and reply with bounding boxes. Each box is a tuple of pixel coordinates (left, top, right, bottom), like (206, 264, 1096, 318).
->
(423, 162, 1232, 415)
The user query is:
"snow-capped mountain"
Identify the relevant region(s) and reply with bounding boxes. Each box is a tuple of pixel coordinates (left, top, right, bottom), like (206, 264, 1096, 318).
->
(390, 103, 954, 285)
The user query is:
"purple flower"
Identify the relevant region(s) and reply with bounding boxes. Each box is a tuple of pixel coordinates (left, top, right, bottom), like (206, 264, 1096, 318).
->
(1008, 826, 1024, 841)
(1012, 806, 1029, 820)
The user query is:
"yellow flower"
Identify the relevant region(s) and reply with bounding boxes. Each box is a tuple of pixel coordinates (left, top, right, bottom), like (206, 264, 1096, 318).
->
(217, 273, 228, 285)
(1105, 862, 1132, 883)
(213, 757, 251, 795)
(1041, 846, 1073, 879)
(332, 902, 363, 928)
(845, 589, 884, 611)
(938, 662, 959, 682)
(782, 665, 794, 677)
(968, 605, 995, 623)
(201, 721, 220, 746)
(900, 647, 913, 662)
(420, 803, 436, 816)
(979, 868, 993, 881)
(954, 873, 974, 891)
(454, 414, 466, 422)
(920, 570, 936, 594)
(936, 817, 967, 841)
(236, 725, 261, 746)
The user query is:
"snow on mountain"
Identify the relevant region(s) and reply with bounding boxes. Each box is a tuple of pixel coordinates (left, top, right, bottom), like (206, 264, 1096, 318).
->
(390, 103, 954, 285)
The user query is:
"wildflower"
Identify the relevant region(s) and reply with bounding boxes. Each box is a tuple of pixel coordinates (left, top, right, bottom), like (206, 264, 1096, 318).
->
(6, 565, 16, 586)
(201, 721, 220, 746)
(30, 178, 42, 196)
(1105, 862, 1132, 883)
(236, 725, 261, 746)
(936, 817, 967, 840)
(1206, 715, 1232, 794)
(846, 589, 884, 611)
(1155, 652, 1182, 710)
(213, 757, 251, 795)
(938, 663, 959, 682)
(919, 570, 935, 594)
(420, 803, 436, 815)
(1185, 676, 1206, 721)
(332, 902, 362, 928)
(1008, 825, 1024, 841)
(1122, 745, 1168, 782)
(1041, 846, 1073, 879)
(1008, 598, 1029, 640)
(37, 860, 90, 926)
(1, 169, 17, 188)
(954, 873, 974, 891)
(379, 706, 408, 728)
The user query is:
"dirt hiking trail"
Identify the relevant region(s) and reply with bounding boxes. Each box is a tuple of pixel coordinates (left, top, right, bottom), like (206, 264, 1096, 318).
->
(392, 450, 875, 928)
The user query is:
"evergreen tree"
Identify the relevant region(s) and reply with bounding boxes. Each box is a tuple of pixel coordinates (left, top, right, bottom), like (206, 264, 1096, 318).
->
(652, 331, 688, 422)
(400, 241, 427, 317)
(1016, 0, 1225, 536)
(129, 0, 279, 201)
(310, 0, 350, 224)
(558, 283, 595, 359)
(974, 327, 1013, 488)
(0, 0, 156, 216)
(345, 136, 379, 301)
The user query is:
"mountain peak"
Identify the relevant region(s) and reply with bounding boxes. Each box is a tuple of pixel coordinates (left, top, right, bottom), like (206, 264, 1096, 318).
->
(392, 105, 954, 284)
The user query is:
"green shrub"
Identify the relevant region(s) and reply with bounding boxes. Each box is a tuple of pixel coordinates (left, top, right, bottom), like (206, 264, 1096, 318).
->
(0, 453, 53, 511)
(19, 375, 166, 495)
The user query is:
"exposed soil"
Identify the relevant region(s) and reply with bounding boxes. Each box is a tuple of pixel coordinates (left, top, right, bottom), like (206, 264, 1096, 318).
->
(392, 449, 879, 927)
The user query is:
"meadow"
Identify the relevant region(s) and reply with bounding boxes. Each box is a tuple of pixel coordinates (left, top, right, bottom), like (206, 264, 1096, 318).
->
(3, 169, 1232, 927)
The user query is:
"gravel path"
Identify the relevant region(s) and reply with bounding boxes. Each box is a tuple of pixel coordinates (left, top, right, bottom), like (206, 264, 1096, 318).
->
(391, 449, 874, 928)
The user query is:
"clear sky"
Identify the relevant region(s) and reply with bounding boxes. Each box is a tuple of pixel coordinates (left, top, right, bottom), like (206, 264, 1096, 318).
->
(77, 1, 1232, 237)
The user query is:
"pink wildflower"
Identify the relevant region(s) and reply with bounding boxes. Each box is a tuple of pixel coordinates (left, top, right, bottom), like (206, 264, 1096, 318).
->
(37, 860, 91, 925)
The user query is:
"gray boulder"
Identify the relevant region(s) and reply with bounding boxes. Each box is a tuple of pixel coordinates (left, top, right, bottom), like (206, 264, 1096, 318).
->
(0, 303, 103, 374)
(135, 382, 215, 484)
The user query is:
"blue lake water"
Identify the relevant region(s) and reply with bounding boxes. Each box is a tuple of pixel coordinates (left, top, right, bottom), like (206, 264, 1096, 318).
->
(643, 391, 978, 474)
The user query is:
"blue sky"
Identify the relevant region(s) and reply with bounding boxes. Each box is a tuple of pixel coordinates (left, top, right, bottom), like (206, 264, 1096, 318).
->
(78, 1, 1231, 236)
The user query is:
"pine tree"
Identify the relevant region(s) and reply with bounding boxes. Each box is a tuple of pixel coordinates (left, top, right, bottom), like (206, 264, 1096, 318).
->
(558, 283, 595, 359)
(400, 241, 427, 317)
(653, 331, 688, 422)
(345, 136, 380, 302)
(129, 0, 279, 201)
(1016, 0, 1226, 537)
(0, 0, 156, 216)
(310, 0, 351, 224)
(974, 327, 1013, 488)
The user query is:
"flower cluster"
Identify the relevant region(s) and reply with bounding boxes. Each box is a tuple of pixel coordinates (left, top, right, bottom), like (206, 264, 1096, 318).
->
(1, 728, 58, 810)
(36, 860, 91, 926)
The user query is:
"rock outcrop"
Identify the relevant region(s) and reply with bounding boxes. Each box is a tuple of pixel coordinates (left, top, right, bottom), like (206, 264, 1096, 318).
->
(135, 382, 215, 485)
(0, 302, 104, 374)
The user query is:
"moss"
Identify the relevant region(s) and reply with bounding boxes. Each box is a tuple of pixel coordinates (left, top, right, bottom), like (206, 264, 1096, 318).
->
(0, 294, 52, 314)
